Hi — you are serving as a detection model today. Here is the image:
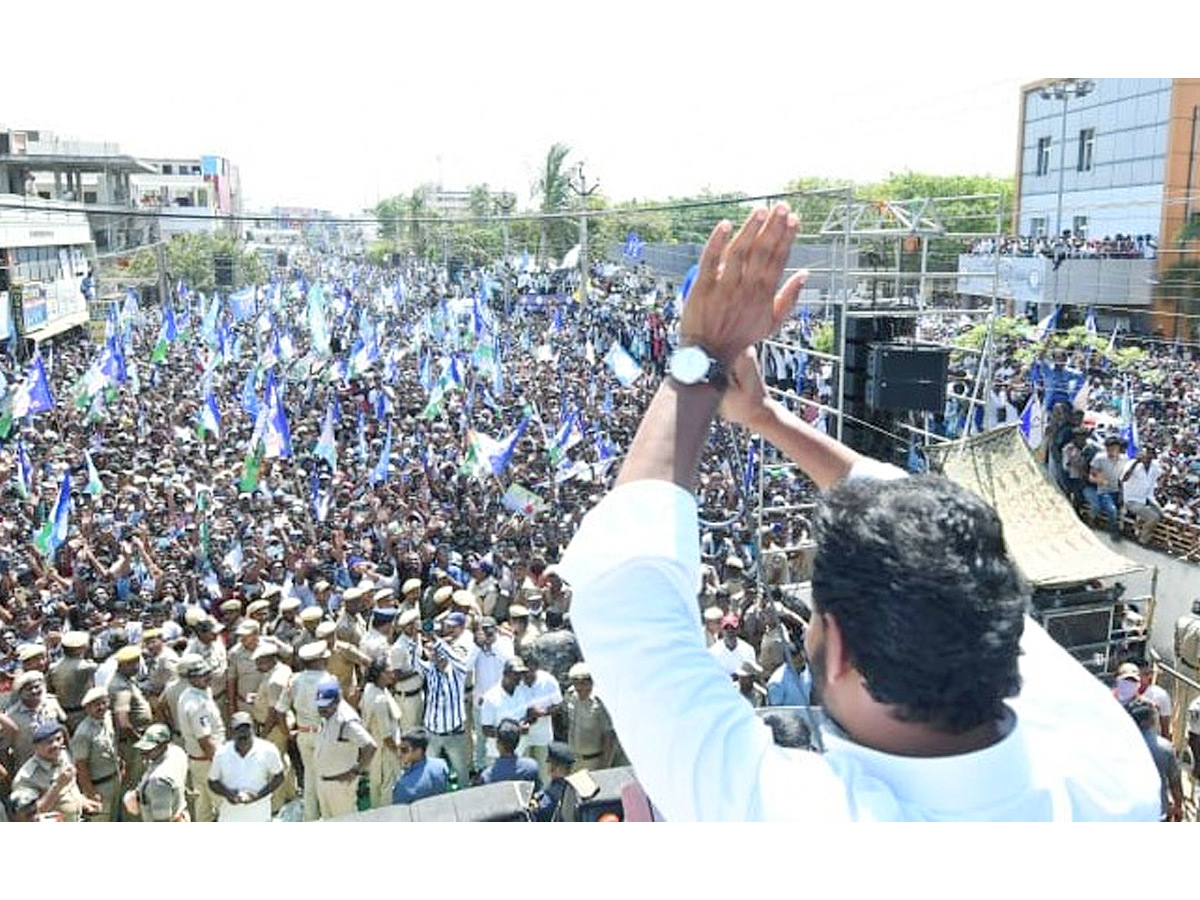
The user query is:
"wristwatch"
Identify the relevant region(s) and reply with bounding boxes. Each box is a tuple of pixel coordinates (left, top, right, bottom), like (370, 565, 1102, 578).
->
(668, 345, 727, 390)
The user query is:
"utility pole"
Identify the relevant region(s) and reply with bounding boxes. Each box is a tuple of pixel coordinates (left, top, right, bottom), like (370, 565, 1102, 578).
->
(569, 162, 599, 303)
(495, 191, 515, 318)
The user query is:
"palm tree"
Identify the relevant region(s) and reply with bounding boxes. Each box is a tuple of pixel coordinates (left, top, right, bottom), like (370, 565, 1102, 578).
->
(534, 143, 572, 264)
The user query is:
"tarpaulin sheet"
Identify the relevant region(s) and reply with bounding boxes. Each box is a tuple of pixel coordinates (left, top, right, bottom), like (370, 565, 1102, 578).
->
(928, 425, 1143, 587)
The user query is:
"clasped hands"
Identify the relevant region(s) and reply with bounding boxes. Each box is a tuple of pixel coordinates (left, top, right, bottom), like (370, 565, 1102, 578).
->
(678, 204, 808, 428)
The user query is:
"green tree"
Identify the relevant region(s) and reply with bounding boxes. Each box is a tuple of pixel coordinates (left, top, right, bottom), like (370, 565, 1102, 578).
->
(534, 143, 576, 264)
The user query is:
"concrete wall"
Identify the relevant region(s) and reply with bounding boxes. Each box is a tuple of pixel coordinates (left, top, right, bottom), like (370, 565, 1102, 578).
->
(1091, 531, 1199, 664)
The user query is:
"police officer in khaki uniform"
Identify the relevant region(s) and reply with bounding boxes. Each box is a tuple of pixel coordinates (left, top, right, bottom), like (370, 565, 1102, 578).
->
(319, 621, 371, 708)
(272, 641, 329, 822)
(226, 620, 273, 720)
(177, 657, 226, 822)
(360, 660, 402, 808)
(70, 686, 122, 821)
(251, 643, 297, 812)
(336, 586, 369, 647)
(13, 721, 98, 822)
(108, 644, 154, 793)
(270, 597, 304, 649)
(2, 670, 67, 775)
(312, 676, 375, 820)
(140, 628, 179, 717)
(186, 617, 229, 721)
(124, 724, 190, 822)
(48, 631, 97, 733)
(389, 609, 426, 729)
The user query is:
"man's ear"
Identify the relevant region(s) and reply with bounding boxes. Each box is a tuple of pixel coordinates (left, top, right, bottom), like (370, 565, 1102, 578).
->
(820, 613, 855, 683)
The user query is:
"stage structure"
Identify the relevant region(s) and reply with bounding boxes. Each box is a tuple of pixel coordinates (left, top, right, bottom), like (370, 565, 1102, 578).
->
(741, 190, 1011, 599)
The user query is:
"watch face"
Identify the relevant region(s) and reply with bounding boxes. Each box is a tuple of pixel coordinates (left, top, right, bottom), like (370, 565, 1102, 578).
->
(671, 346, 709, 384)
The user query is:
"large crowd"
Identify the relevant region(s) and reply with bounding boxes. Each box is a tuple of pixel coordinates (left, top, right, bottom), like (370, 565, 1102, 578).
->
(968, 232, 1157, 261)
(2, 233, 1196, 822)
(0, 252, 817, 822)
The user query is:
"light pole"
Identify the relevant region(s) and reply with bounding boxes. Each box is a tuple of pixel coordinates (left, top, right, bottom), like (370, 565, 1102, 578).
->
(494, 190, 515, 318)
(1039, 78, 1095, 239)
(569, 162, 599, 302)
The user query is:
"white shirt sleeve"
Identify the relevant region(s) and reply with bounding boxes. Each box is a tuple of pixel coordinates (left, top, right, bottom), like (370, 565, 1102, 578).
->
(560, 480, 850, 821)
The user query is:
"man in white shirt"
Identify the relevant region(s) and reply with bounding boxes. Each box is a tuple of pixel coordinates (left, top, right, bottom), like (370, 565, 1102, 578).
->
(467, 617, 515, 774)
(208, 711, 284, 822)
(708, 614, 758, 677)
(518, 651, 563, 785)
(478, 658, 530, 767)
(558, 203, 1160, 821)
(1121, 446, 1162, 544)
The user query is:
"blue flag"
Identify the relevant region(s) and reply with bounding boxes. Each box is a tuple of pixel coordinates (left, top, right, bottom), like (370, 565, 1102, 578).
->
(200, 383, 221, 437)
(680, 263, 700, 304)
(241, 368, 260, 419)
(34, 468, 72, 558)
(13, 354, 54, 417)
(622, 231, 644, 262)
(370, 424, 392, 485)
(1085, 306, 1098, 336)
(263, 375, 292, 459)
(743, 442, 758, 499)
(1032, 306, 1059, 342)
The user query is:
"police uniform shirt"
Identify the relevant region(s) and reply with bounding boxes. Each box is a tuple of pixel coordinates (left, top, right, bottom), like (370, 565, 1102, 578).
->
(13, 748, 86, 822)
(270, 617, 302, 648)
(228, 644, 266, 711)
(145, 647, 180, 698)
(566, 691, 613, 760)
(178, 685, 226, 758)
(361, 629, 392, 664)
(276, 669, 325, 730)
(138, 743, 189, 821)
(388, 634, 421, 677)
(335, 610, 366, 647)
(360, 682, 401, 750)
(186, 638, 229, 695)
(4, 698, 68, 771)
(108, 671, 154, 733)
(70, 712, 121, 783)
(313, 701, 376, 777)
(48, 656, 98, 715)
(252, 661, 293, 728)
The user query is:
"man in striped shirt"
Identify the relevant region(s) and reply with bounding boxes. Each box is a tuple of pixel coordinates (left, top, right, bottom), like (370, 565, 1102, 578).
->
(416, 636, 470, 789)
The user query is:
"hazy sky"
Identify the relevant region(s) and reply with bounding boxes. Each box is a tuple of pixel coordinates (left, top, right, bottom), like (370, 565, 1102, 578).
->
(4, 2, 1178, 215)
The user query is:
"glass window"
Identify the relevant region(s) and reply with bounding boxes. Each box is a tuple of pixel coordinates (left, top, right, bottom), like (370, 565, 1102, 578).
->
(1077, 128, 1095, 172)
(1036, 137, 1052, 176)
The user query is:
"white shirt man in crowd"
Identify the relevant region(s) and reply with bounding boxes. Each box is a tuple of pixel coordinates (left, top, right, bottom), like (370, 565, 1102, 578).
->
(1122, 446, 1163, 544)
(467, 616, 515, 774)
(558, 203, 1160, 821)
(709, 614, 758, 677)
(207, 711, 284, 822)
(518, 650, 562, 784)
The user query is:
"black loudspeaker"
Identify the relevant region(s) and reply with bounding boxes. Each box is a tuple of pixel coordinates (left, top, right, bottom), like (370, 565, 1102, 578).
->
(865, 343, 949, 412)
(276, 251, 288, 268)
(214, 254, 235, 288)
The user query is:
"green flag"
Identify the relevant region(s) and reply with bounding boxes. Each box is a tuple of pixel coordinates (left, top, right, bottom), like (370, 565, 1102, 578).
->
(238, 443, 264, 493)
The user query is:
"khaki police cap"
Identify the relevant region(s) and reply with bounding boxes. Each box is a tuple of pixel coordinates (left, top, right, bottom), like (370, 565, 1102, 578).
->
(114, 645, 143, 664)
(61, 631, 90, 650)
